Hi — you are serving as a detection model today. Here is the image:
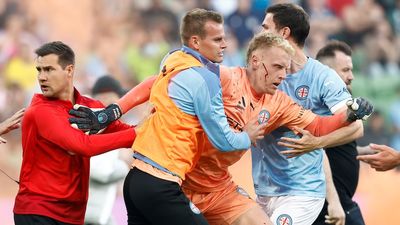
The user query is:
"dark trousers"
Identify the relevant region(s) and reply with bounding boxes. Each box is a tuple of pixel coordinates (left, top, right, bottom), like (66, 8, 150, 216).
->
(123, 168, 209, 225)
(14, 214, 75, 225)
(312, 201, 365, 225)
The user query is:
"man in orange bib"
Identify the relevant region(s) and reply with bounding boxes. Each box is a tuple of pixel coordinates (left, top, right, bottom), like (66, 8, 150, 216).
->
(71, 8, 265, 225)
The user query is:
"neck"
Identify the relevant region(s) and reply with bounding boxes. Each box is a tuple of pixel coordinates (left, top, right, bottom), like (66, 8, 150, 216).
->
(288, 44, 307, 74)
(60, 86, 75, 104)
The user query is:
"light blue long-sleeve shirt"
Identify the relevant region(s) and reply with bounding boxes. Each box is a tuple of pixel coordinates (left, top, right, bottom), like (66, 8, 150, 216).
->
(168, 46, 250, 151)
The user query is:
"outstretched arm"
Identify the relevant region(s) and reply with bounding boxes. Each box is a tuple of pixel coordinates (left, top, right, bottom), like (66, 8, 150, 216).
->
(117, 75, 156, 113)
(69, 76, 156, 133)
(38, 106, 136, 157)
(0, 108, 25, 144)
(279, 98, 371, 157)
(357, 143, 400, 171)
(0, 108, 25, 135)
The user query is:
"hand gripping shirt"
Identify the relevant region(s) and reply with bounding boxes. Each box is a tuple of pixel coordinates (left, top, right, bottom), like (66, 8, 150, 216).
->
(132, 47, 250, 180)
(251, 58, 351, 198)
(182, 66, 316, 192)
(13, 90, 135, 225)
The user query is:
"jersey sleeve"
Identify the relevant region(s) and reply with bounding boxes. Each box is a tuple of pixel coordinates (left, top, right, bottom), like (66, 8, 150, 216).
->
(320, 69, 352, 113)
(35, 106, 136, 157)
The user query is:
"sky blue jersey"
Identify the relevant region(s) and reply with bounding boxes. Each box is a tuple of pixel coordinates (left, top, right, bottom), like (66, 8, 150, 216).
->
(251, 57, 351, 198)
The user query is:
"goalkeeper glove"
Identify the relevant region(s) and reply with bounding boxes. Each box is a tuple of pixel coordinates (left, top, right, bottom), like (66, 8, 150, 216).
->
(346, 97, 373, 122)
(69, 103, 122, 134)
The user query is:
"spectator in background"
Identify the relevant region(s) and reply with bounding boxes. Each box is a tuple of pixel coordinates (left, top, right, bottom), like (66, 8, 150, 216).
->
(122, 24, 170, 82)
(313, 40, 365, 225)
(0, 13, 39, 67)
(326, 0, 353, 18)
(0, 0, 20, 29)
(225, 0, 262, 48)
(340, 0, 384, 48)
(84, 76, 130, 225)
(221, 28, 245, 67)
(358, 110, 390, 147)
(388, 85, 400, 150)
(301, 0, 342, 57)
(4, 42, 37, 90)
(363, 19, 399, 77)
(141, 0, 180, 44)
(301, 0, 342, 37)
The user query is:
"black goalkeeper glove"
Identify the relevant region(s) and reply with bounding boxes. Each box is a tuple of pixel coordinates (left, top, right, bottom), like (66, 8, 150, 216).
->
(346, 97, 374, 122)
(69, 103, 122, 134)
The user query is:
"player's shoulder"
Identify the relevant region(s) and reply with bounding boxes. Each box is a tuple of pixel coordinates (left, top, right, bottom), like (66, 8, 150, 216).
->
(306, 58, 336, 77)
(220, 66, 245, 83)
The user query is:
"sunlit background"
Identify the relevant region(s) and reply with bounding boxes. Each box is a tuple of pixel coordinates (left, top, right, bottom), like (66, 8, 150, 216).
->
(1, 0, 400, 224)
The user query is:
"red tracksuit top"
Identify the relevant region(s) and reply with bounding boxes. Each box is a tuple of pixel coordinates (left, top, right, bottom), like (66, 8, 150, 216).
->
(13, 90, 135, 225)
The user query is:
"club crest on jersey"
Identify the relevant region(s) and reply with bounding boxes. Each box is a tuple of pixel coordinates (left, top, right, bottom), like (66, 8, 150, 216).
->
(276, 214, 292, 225)
(258, 109, 270, 124)
(189, 202, 201, 215)
(295, 85, 309, 100)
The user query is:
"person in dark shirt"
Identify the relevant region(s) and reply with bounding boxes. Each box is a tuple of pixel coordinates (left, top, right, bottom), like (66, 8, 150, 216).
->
(313, 40, 365, 225)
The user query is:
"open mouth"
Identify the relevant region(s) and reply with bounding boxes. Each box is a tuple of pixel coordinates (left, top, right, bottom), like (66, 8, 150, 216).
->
(273, 82, 280, 87)
(40, 85, 49, 91)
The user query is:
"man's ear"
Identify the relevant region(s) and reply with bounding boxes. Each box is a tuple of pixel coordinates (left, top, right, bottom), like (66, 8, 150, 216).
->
(66, 64, 74, 77)
(189, 36, 200, 50)
(281, 27, 291, 40)
(251, 54, 261, 69)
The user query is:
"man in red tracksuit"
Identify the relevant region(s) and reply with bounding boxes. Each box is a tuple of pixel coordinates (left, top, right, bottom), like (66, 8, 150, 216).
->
(13, 41, 136, 225)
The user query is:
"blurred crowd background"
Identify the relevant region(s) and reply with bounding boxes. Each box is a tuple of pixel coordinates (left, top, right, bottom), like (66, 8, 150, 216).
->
(1, 0, 400, 224)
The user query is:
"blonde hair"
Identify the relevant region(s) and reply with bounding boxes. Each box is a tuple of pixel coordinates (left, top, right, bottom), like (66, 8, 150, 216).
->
(246, 32, 294, 64)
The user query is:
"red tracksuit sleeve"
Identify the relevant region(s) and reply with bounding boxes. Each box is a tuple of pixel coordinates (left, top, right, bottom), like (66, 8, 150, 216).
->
(35, 105, 136, 157)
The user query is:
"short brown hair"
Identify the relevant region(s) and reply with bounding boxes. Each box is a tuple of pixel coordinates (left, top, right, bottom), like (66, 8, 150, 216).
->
(180, 8, 223, 46)
(35, 41, 75, 69)
(246, 32, 294, 64)
(316, 40, 352, 61)
(266, 3, 310, 47)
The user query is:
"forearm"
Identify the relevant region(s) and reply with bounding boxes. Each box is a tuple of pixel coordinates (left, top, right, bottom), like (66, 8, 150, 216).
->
(193, 78, 250, 151)
(64, 128, 136, 157)
(323, 152, 341, 205)
(320, 121, 363, 149)
(304, 111, 350, 137)
(117, 75, 156, 113)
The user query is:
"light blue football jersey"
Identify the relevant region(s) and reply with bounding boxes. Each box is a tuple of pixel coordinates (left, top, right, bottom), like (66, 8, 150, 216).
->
(251, 57, 351, 198)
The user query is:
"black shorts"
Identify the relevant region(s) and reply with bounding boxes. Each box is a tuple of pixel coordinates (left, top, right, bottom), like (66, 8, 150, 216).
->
(14, 214, 75, 225)
(123, 167, 209, 225)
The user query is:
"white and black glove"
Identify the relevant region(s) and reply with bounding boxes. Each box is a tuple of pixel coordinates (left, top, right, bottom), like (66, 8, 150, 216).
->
(346, 97, 374, 122)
